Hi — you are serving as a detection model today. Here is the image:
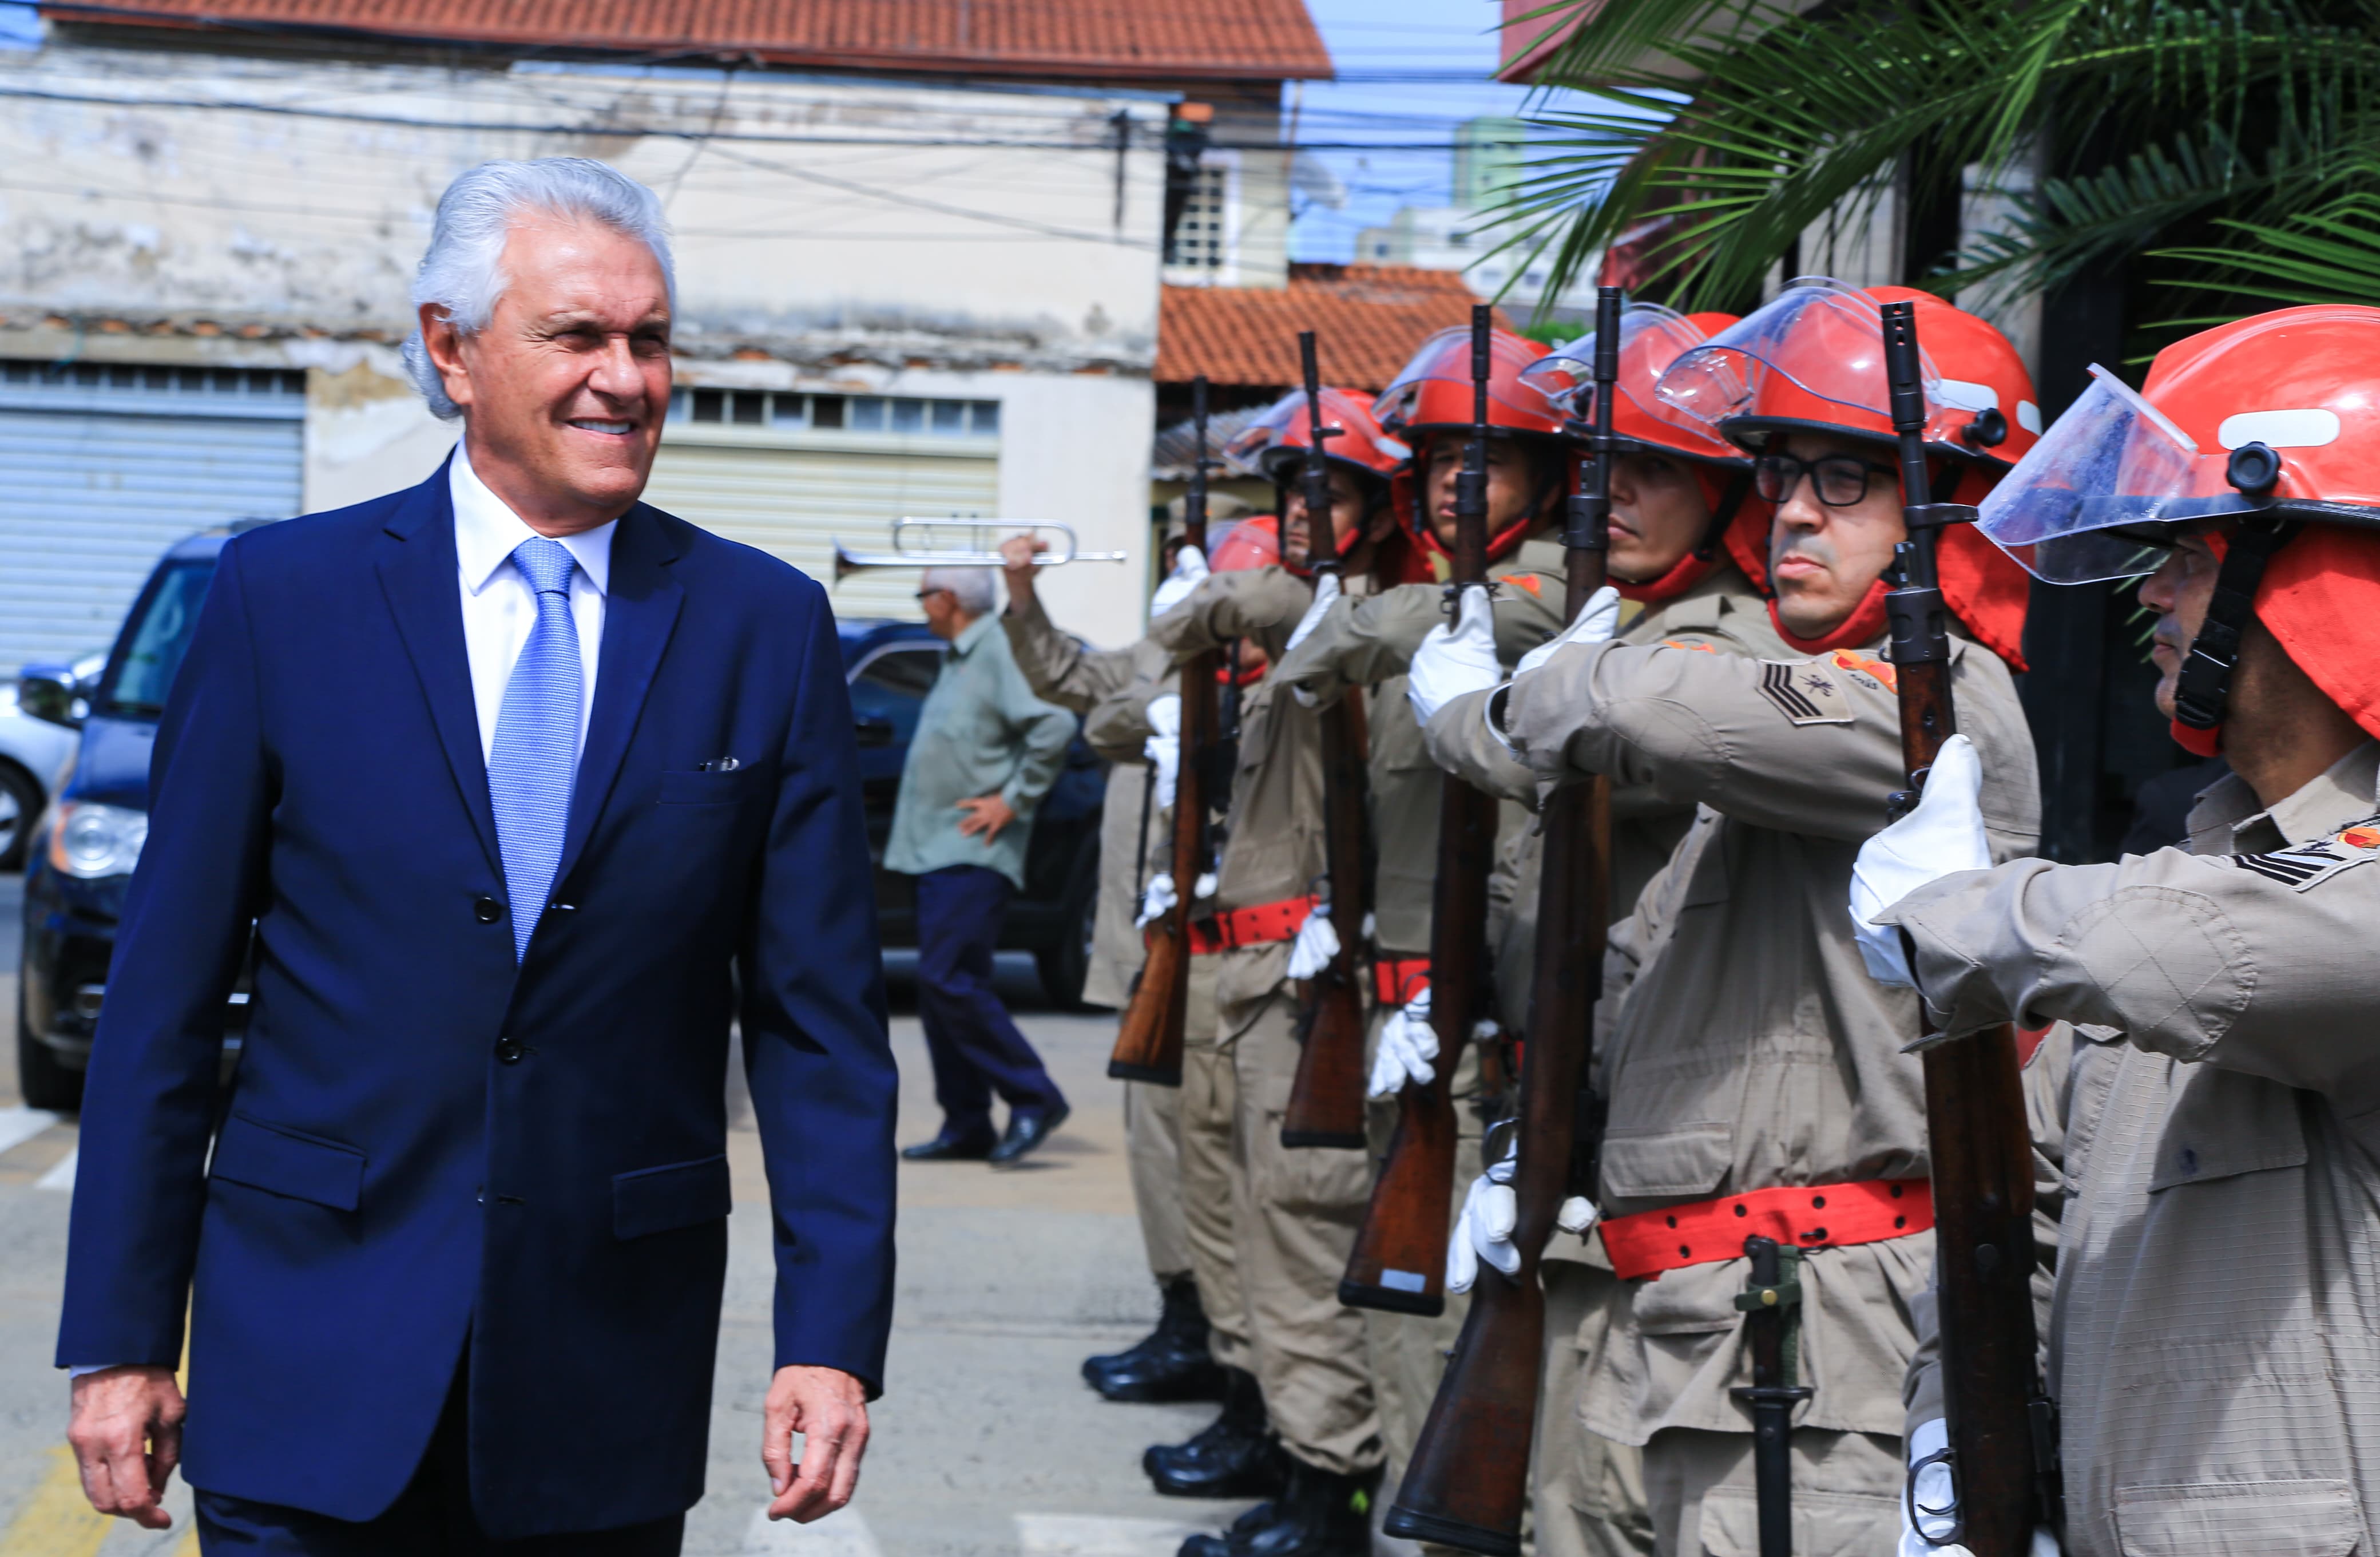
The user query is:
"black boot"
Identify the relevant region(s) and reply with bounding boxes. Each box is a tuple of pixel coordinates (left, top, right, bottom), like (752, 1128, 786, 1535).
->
(1084, 1276, 1225, 1403)
(1183, 1456, 1380, 1556)
(1144, 1366, 1288, 1498)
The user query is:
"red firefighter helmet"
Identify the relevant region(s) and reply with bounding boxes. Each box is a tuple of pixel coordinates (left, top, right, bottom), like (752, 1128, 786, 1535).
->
(1976, 303, 2380, 750)
(1375, 324, 1565, 563)
(1207, 514, 1281, 573)
(1223, 387, 1411, 489)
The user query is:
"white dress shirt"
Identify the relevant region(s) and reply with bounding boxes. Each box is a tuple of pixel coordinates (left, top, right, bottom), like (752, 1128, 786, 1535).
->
(449, 442, 614, 764)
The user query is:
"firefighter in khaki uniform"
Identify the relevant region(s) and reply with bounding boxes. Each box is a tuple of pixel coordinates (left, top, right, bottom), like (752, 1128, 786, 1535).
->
(1268, 327, 1571, 1526)
(997, 526, 1223, 1408)
(1151, 385, 1412, 1557)
(1435, 283, 2045, 1554)
(1860, 307, 2380, 1557)
(1409, 304, 1779, 1557)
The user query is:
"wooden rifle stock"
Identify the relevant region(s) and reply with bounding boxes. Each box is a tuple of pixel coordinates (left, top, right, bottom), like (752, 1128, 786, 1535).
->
(1284, 331, 1375, 1148)
(1109, 377, 1220, 1087)
(1385, 286, 1625, 1552)
(1342, 303, 1503, 1315)
(1879, 301, 2048, 1556)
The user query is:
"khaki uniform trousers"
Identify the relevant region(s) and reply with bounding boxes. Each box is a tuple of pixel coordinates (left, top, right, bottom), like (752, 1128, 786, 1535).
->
(1535, 1259, 1653, 1557)
(1123, 1078, 1191, 1280)
(1641, 1427, 1899, 1557)
(1228, 988, 1382, 1476)
(1179, 954, 1255, 1375)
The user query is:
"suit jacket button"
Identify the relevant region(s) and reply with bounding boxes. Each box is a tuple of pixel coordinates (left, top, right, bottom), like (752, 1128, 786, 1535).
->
(495, 1038, 525, 1064)
(473, 895, 502, 925)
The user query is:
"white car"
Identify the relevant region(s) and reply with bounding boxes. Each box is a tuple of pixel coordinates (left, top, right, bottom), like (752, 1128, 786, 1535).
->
(0, 652, 96, 869)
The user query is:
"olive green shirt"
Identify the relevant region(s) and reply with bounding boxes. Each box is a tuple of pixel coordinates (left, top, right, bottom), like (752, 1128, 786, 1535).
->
(884, 612, 1074, 889)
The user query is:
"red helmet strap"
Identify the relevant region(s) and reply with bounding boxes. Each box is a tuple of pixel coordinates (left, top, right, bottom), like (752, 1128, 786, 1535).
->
(1695, 466, 1756, 561)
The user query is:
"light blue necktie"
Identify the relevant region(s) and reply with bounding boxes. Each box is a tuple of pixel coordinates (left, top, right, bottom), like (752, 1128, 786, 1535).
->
(487, 536, 582, 961)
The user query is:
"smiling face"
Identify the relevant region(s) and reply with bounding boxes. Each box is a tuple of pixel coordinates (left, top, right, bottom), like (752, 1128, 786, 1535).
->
(1607, 450, 1713, 583)
(422, 211, 672, 535)
(1766, 430, 1907, 638)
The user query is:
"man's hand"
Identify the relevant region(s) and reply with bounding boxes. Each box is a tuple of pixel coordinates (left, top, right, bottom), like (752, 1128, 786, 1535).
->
(68, 1365, 184, 1530)
(998, 534, 1048, 612)
(955, 794, 1018, 843)
(762, 1364, 869, 1523)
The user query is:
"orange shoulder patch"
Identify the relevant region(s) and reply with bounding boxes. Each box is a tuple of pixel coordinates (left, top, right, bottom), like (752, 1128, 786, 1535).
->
(1507, 573, 1544, 597)
(1660, 638, 1720, 655)
(1827, 649, 1898, 692)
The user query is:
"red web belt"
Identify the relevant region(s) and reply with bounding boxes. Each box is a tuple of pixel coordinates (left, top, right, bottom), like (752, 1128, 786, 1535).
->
(1373, 958, 1430, 1005)
(1598, 1177, 1934, 1282)
(1186, 894, 1318, 956)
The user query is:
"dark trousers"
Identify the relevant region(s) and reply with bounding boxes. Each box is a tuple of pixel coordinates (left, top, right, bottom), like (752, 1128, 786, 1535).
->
(913, 864, 1065, 1139)
(195, 1362, 683, 1556)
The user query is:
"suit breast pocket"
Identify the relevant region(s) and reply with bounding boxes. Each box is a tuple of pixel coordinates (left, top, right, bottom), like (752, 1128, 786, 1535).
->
(659, 767, 764, 807)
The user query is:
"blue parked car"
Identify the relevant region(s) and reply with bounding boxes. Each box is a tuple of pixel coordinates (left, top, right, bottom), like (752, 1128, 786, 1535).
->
(13, 536, 1107, 1111)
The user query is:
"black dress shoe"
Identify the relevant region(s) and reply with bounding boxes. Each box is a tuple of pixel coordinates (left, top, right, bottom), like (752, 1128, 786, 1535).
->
(1192, 1457, 1379, 1555)
(1145, 1366, 1288, 1498)
(900, 1130, 997, 1162)
(987, 1102, 1070, 1167)
(1085, 1277, 1226, 1403)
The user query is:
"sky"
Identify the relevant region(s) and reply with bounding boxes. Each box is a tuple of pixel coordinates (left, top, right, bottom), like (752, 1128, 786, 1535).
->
(1284, 0, 1549, 263)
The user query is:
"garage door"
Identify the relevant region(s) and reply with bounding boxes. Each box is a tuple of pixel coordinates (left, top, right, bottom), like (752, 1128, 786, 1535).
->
(0, 362, 306, 673)
(640, 388, 1002, 624)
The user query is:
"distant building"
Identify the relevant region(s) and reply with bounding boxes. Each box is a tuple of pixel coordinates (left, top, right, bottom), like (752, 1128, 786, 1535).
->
(1351, 117, 1597, 325)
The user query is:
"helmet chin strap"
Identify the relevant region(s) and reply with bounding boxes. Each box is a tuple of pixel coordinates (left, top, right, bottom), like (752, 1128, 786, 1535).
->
(2170, 515, 2298, 757)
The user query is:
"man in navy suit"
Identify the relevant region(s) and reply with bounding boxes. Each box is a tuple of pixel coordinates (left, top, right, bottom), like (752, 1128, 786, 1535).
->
(57, 159, 898, 1553)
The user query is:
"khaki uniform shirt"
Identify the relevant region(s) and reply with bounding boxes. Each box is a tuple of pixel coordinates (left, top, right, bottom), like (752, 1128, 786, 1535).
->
(1426, 566, 1783, 1036)
(1501, 629, 2041, 1444)
(1890, 741, 2380, 1557)
(1000, 596, 1176, 1009)
(1274, 537, 1569, 958)
(1151, 566, 1323, 1018)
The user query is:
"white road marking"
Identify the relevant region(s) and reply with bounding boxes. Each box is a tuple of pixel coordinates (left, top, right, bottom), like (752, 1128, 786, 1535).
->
(1016, 1512, 1213, 1555)
(35, 1147, 76, 1192)
(0, 1106, 59, 1158)
(741, 1503, 882, 1555)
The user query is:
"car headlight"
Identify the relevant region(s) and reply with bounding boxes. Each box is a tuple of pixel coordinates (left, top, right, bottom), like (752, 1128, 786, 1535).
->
(48, 802, 148, 879)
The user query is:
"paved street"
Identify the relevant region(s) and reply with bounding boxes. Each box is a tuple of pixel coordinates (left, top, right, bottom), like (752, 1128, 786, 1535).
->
(0, 924, 1229, 1556)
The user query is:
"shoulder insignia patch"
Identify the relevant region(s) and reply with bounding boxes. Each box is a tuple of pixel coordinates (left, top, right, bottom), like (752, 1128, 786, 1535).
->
(1826, 648, 1898, 693)
(1755, 659, 1854, 726)
(2226, 814, 2380, 891)
(1508, 573, 1544, 596)
(1660, 638, 1720, 654)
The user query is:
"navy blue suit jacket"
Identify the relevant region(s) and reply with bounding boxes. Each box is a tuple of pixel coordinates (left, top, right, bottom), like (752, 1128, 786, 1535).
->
(56, 466, 897, 1537)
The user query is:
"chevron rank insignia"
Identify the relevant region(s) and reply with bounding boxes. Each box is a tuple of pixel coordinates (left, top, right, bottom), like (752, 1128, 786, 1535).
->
(2227, 816, 2380, 892)
(1755, 659, 1854, 726)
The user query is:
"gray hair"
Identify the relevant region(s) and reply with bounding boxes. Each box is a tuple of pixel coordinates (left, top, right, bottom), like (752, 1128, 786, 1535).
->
(400, 158, 676, 421)
(921, 566, 997, 617)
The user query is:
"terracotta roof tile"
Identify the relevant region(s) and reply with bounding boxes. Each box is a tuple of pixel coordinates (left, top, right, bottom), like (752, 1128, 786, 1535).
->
(1157, 264, 1502, 393)
(49, 0, 1334, 83)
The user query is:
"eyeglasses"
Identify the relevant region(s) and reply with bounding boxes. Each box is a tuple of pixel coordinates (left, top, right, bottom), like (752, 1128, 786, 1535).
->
(1752, 451, 1899, 508)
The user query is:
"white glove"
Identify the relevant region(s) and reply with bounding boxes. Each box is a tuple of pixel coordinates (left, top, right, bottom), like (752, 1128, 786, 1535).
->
(1193, 870, 1217, 902)
(1447, 1144, 1519, 1295)
(1150, 544, 1209, 617)
(1137, 871, 1177, 928)
(1895, 1418, 2062, 1557)
(1851, 734, 1990, 988)
(1407, 584, 1501, 726)
(1514, 585, 1621, 678)
(1286, 569, 1342, 654)
(1366, 988, 1438, 1100)
(1143, 694, 1182, 811)
(1285, 903, 1340, 980)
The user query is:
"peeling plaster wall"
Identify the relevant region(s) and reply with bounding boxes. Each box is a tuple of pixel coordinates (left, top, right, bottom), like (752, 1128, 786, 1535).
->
(0, 39, 1167, 637)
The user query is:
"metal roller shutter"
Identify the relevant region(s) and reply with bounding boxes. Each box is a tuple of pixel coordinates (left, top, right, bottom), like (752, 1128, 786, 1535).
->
(0, 363, 305, 673)
(641, 430, 1002, 623)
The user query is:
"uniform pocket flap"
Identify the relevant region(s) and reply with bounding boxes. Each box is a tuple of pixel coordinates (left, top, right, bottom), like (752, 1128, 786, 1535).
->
(2116, 1479, 2363, 1556)
(613, 1154, 732, 1239)
(209, 1112, 365, 1211)
(659, 767, 762, 806)
(2145, 1066, 2310, 1193)
(1699, 1485, 1902, 1556)
(1599, 1123, 1732, 1199)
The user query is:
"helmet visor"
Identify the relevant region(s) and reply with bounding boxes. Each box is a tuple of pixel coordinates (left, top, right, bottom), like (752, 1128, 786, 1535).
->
(1223, 388, 1410, 477)
(1373, 325, 1556, 429)
(1653, 277, 1942, 430)
(1976, 365, 2214, 583)
(1520, 302, 1710, 427)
